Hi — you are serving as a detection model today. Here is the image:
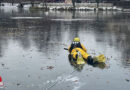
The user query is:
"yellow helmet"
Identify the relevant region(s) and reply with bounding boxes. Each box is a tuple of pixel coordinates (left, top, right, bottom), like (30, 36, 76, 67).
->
(73, 37, 80, 42)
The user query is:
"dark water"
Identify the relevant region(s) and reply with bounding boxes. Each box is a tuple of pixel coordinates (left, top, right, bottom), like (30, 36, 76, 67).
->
(0, 8, 130, 90)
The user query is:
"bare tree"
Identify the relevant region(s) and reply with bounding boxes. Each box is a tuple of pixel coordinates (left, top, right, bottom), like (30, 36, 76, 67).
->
(31, 0, 35, 7)
(0, 0, 3, 4)
(41, 0, 47, 9)
(72, 0, 76, 8)
(96, 0, 99, 8)
(11, 0, 14, 5)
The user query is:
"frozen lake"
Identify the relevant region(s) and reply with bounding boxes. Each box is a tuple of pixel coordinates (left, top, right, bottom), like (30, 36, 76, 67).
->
(0, 8, 130, 90)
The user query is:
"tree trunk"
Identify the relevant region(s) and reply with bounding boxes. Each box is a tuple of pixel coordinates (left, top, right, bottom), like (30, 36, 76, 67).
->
(31, 2, 34, 7)
(31, 0, 35, 7)
(12, 0, 14, 5)
(19, 3, 23, 8)
(72, 0, 76, 8)
(96, 0, 99, 8)
(43, 0, 47, 9)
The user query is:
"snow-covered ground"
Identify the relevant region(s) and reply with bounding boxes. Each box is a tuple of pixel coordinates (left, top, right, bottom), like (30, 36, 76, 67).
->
(0, 3, 31, 13)
(0, 3, 123, 11)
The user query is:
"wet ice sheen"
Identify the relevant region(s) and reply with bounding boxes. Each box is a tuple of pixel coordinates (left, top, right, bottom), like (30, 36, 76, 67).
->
(11, 17, 43, 19)
(51, 19, 94, 21)
(0, 8, 130, 90)
(45, 75, 83, 90)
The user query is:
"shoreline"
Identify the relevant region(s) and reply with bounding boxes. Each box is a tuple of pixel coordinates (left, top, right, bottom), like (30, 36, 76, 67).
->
(0, 3, 127, 12)
(29, 6, 123, 12)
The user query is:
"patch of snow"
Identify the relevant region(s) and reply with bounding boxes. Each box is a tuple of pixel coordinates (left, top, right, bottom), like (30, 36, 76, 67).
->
(10, 17, 43, 19)
(51, 18, 94, 21)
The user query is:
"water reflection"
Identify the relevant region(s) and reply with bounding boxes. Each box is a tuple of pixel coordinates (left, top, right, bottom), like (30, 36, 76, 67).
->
(0, 9, 130, 68)
(1, 8, 130, 90)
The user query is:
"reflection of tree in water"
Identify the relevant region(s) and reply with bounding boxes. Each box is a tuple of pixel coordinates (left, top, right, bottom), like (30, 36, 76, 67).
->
(89, 12, 130, 68)
(120, 35, 130, 67)
(0, 31, 8, 57)
(69, 21, 80, 38)
(0, 18, 18, 57)
(29, 20, 63, 55)
(103, 14, 130, 67)
(0, 10, 130, 68)
(0, 16, 64, 57)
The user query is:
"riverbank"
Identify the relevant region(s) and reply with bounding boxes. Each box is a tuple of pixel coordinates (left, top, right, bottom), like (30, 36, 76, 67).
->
(0, 9, 130, 90)
(29, 3, 123, 11)
(0, 3, 124, 11)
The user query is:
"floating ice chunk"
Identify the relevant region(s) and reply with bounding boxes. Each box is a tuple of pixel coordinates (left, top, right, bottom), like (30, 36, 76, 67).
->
(65, 76, 79, 82)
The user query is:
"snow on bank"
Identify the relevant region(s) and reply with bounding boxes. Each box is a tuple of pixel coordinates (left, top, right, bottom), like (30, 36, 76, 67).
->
(51, 18, 94, 22)
(10, 17, 43, 19)
(0, 3, 31, 13)
(0, 3, 123, 11)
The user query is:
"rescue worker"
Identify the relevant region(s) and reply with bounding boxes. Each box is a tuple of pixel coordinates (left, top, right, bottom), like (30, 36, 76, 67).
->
(68, 37, 91, 61)
(68, 37, 86, 53)
(68, 37, 106, 64)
